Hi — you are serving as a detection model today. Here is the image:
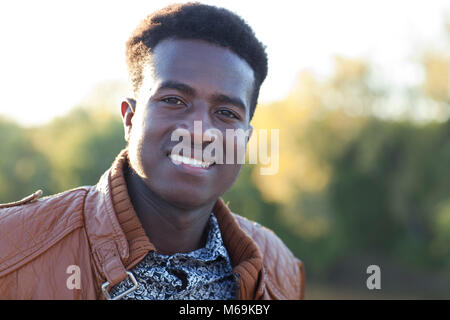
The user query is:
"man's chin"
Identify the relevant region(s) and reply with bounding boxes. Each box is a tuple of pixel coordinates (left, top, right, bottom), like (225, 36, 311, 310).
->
(161, 189, 218, 210)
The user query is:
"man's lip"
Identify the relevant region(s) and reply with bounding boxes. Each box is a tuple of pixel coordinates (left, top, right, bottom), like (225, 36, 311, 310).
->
(166, 154, 216, 174)
(166, 151, 216, 166)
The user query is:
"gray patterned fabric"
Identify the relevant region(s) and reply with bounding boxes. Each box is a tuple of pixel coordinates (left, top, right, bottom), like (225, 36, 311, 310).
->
(110, 213, 237, 300)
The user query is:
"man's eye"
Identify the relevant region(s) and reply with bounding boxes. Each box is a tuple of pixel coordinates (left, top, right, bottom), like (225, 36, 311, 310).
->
(217, 109, 239, 119)
(162, 97, 185, 105)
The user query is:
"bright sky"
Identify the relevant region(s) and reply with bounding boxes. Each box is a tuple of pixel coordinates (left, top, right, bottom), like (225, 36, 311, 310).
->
(0, 0, 448, 126)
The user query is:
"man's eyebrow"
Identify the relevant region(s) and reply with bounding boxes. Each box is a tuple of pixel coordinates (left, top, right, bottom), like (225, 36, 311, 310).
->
(157, 80, 247, 113)
(158, 80, 196, 96)
(211, 94, 247, 113)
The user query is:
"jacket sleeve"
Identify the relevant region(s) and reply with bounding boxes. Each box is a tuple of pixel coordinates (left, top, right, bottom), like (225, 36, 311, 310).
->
(297, 259, 306, 299)
(0, 271, 17, 299)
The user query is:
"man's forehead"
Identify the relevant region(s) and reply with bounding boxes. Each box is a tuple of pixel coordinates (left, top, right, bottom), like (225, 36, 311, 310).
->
(152, 38, 250, 65)
(144, 39, 255, 100)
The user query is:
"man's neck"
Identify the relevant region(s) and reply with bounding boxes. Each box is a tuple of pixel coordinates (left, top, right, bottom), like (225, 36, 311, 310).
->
(125, 166, 214, 255)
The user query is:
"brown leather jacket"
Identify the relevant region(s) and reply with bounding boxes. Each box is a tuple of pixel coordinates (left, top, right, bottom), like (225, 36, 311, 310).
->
(0, 150, 305, 300)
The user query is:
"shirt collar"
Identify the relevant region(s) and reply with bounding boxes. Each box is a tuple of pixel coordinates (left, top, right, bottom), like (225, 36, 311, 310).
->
(195, 212, 231, 262)
(155, 213, 231, 264)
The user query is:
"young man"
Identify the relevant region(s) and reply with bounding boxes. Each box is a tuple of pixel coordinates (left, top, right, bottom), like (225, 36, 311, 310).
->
(0, 3, 304, 300)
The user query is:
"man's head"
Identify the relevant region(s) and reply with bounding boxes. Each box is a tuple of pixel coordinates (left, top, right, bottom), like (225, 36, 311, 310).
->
(125, 2, 267, 120)
(121, 3, 268, 209)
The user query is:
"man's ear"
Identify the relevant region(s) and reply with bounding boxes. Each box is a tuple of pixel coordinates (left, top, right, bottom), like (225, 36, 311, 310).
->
(121, 98, 136, 142)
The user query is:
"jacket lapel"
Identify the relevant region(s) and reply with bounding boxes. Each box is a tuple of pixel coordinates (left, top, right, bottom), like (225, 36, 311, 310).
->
(213, 198, 264, 299)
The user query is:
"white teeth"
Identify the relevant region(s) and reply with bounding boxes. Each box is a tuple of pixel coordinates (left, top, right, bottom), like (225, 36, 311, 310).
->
(169, 154, 213, 168)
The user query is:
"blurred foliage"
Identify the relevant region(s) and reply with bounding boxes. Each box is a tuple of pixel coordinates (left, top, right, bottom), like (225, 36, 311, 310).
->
(0, 82, 127, 197)
(29, 107, 125, 191)
(0, 24, 449, 298)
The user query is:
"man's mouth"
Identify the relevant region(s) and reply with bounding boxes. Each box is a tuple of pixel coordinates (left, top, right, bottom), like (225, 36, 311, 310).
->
(168, 154, 215, 169)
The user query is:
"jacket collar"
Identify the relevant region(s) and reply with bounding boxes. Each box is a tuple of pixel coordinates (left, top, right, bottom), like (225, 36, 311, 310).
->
(96, 149, 263, 299)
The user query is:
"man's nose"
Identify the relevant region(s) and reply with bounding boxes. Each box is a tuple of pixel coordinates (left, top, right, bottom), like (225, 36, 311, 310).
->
(183, 102, 217, 147)
(167, 103, 217, 162)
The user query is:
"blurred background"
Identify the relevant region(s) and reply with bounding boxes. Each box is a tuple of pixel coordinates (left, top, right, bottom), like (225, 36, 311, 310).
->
(0, 0, 449, 299)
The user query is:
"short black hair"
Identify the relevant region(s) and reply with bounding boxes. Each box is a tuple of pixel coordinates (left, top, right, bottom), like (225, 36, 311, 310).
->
(126, 2, 268, 120)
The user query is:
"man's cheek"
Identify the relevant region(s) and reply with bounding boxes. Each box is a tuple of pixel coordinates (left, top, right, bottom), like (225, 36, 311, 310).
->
(218, 163, 242, 190)
(223, 140, 241, 165)
(128, 124, 157, 175)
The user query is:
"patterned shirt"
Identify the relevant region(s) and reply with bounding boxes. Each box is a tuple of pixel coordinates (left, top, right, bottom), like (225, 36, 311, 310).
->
(109, 213, 237, 300)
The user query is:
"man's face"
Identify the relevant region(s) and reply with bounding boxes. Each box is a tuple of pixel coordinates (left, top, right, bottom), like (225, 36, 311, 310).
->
(123, 38, 255, 208)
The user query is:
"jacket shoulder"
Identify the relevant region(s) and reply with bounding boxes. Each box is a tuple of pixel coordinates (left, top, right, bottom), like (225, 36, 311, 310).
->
(233, 214, 305, 299)
(0, 187, 91, 276)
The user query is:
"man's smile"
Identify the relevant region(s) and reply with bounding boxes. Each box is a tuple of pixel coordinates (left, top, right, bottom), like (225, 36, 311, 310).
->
(168, 153, 216, 175)
(169, 154, 215, 168)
